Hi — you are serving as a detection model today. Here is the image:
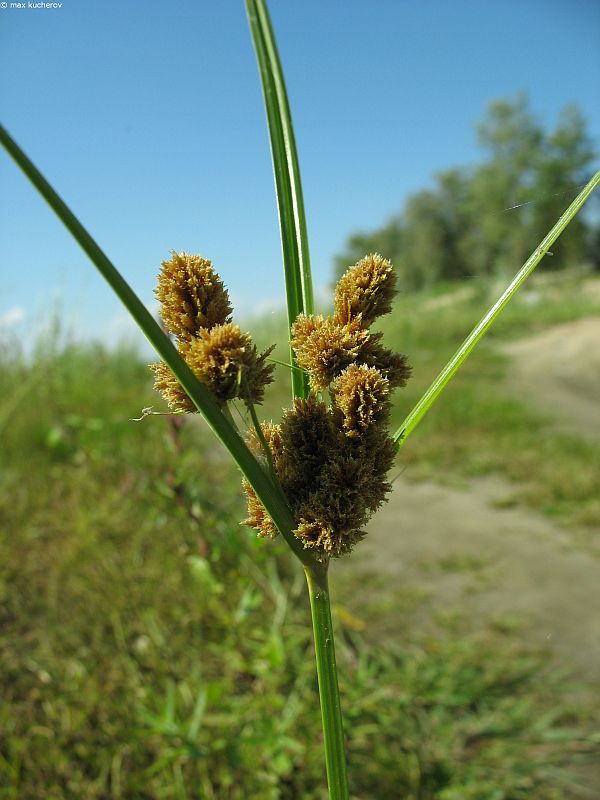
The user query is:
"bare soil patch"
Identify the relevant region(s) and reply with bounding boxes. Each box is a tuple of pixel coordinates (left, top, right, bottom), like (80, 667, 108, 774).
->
(503, 316, 600, 438)
(334, 476, 600, 689)
(336, 314, 600, 695)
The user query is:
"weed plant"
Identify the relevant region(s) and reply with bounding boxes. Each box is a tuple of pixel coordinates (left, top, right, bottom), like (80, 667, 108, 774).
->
(1, 0, 599, 796)
(0, 346, 596, 799)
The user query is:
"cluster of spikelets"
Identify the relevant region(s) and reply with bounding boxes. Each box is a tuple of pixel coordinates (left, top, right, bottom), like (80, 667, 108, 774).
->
(243, 253, 411, 559)
(150, 252, 274, 409)
(151, 251, 409, 560)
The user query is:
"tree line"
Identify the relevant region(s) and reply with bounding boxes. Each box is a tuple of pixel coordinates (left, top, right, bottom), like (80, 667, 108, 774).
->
(334, 94, 599, 290)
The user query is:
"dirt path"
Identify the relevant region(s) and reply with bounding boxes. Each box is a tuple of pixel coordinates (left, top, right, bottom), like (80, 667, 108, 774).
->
(334, 314, 600, 690)
(333, 476, 600, 688)
(328, 310, 600, 796)
(503, 316, 600, 439)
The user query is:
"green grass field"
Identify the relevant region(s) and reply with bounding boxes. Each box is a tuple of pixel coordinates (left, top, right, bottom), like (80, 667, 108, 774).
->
(1, 271, 598, 798)
(255, 269, 600, 532)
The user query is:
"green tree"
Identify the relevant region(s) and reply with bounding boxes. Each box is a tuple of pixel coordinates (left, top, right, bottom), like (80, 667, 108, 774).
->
(335, 94, 597, 290)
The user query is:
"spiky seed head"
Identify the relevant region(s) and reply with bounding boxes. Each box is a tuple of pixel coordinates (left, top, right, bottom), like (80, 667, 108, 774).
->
(149, 360, 196, 413)
(279, 396, 337, 504)
(156, 252, 232, 341)
(294, 513, 366, 559)
(242, 422, 284, 539)
(363, 344, 412, 390)
(240, 396, 398, 559)
(280, 396, 336, 474)
(291, 314, 371, 392)
(294, 518, 337, 555)
(182, 323, 274, 405)
(331, 364, 390, 437)
(151, 323, 274, 410)
(334, 253, 396, 327)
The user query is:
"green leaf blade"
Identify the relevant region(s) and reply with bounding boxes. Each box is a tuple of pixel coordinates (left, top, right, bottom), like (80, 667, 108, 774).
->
(393, 169, 600, 449)
(245, 0, 314, 399)
(0, 122, 315, 568)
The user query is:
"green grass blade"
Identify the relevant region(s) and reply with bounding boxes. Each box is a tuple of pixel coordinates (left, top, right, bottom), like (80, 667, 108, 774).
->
(393, 169, 600, 449)
(0, 123, 315, 568)
(305, 566, 350, 800)
(245, 0, 313, 399)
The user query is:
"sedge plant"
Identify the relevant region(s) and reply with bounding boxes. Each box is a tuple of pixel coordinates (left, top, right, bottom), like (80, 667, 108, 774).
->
(1, 1, 599, 797)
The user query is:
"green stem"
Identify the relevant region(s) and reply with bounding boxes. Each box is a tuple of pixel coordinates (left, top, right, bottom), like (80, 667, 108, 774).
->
(245, 0, 313, 400)
(245, 398, 276, 480)
(222, 403, 239, 432)
(0, 122, 316, 569)
(393, 169, 600, 449)
(305, 565, 349, 800)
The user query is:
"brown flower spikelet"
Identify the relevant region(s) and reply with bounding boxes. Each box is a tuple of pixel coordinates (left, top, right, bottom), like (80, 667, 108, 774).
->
(152, 323, 275, 410)
(242, 423, 284, 538)
(334, 253, 396, 327)
(149, 360, 196, 413)
(278, 396, 337, 504)
(291, 315, 410, 392)
(242, 253, 409, 558)
(363, 342, 412, 389)
(291, 315, 370, 392)
(296, 423, 396, 557)
(241, 392, 396, 559)
(156, 252, 232, 341)
(331, 364, 390, 437)
(181, 323, 275, 405)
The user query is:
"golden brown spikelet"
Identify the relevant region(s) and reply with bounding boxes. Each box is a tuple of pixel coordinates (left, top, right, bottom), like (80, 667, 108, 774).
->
(241, 397, 397, 558)
(151, 324, 275, 410)
(150, 248, 410, 560)
(294, 504, 366, 558)
(331, 364, 390, 437)
(334, 253, 396, 326)
(279, 396, 337, 504)
(156, 252, 232, 340)
(182, 323, 275, 405)
(242, 422, 285, 539)
(149, 360, 196, 413)
(295, 519, 366, 558)
(246, 421, 285, 475)
(291, 315, 370, 392)
(363, 344, 412, 389)
(298, 421, 396, 557)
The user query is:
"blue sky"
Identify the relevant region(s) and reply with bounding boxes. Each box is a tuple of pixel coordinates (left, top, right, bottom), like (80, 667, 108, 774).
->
(1, 0, 599, 349)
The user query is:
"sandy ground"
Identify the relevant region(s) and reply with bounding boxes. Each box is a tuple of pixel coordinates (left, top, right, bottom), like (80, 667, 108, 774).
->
(503, 316, 600, 439)
(334, 312, 600, 696)
(333, 476, 599, 687)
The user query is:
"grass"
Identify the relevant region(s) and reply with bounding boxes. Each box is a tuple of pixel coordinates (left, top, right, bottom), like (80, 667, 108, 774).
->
(249, 269, 600, 538)
(386, 272, 600, 536)
(0, 0, 600, 788)
(0, 336, 597, 798)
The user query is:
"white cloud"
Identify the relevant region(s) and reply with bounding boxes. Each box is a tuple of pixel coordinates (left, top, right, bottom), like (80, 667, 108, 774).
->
(0, 306, 26, 329)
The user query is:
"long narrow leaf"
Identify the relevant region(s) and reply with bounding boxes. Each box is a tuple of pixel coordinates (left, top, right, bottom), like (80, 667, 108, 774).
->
(393, 170, 600, 449)
(0, 123, 315, 568)
(246, 0, 313, 399)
